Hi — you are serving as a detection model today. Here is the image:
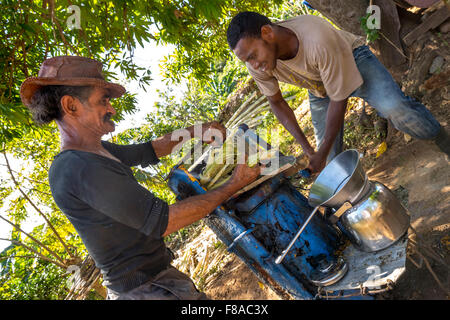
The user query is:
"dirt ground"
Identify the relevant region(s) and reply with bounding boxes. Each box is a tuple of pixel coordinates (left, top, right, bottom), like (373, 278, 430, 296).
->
(202, 31, 449, 300)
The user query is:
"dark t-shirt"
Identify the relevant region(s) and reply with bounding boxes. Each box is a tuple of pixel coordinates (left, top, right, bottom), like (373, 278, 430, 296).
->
(48, 140, 172, 293)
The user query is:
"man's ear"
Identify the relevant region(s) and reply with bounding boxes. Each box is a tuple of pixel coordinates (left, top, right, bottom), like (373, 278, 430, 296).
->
(60, 95, 78, 116)
(260, 24, 275, 42)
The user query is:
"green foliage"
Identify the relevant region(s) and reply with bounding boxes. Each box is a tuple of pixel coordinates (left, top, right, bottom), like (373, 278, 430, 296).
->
(0, 0, 156, 148)
(360, 13, 380, 43)
(0, 250, 68, 300)
(205, 63, 239, 107)
(0, 120, 85, 298)
(156, 0, 283, 83)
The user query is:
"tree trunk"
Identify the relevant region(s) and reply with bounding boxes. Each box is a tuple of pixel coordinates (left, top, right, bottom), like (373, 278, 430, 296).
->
(65, 255, 106, 300)
(217, 78, 259, 125)
(306, 0, 411, 76)
(373, 0, 407, 68)
(307, 0, 370, 35)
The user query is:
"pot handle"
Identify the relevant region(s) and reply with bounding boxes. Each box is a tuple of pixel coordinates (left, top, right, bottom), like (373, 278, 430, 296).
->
(328, 201, 353, 224)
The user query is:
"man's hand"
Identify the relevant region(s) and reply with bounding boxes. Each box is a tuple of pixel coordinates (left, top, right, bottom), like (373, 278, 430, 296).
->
(308, 98, 348, 173)
(306, 150, 327, 174)
(164, 162, 261, 237)
(152, 122, 227, 158)
(202, 121, 227, 147)
(227, 163, 261, 192)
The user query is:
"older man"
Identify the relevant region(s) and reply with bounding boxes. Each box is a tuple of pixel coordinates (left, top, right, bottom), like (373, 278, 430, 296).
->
(20, 56, 260, 300)
(227, 12, 449, 173)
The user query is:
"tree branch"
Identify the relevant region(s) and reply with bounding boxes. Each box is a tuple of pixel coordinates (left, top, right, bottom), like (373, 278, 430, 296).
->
(48, 0, 80, 55)
(0, 237, 66, 269)
(0, 164, 50, 186)
(2, 151, 75, 258)
(0, 255, 37, 262)
(21, 186, 53, 197)
(0, 216, 67, 267)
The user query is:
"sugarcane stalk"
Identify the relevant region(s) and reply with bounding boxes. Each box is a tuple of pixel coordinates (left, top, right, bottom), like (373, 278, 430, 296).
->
(206, 163, 235, 189)
(247, 148, 279, 167)
(228, 99, 267, 128)
(230, 103, 270, 127)
(228, 95, 267, 128)
(209, 175, 232, 190)
(245, 115, 267, 127)
(199, 127, 241, 185)
(225, 91, 258, 127)
(255, 105, 271, 114)
(236, 94, 267, 119)
(229, 94, 296, 128)
(228, 91, 296, 127)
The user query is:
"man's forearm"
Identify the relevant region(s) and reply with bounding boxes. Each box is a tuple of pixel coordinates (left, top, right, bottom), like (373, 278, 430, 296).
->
(163, 182, 237, 237)
(317, 98, 348, 157)
(268, 92, 314, 156)
(151, 126, 195, 158)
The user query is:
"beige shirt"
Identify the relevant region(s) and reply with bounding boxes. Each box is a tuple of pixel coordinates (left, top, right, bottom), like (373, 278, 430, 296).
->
(247, 15, 365, 101)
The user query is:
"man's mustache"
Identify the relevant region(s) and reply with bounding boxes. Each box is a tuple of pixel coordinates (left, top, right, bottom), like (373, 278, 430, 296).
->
(104, 113, 114, 122)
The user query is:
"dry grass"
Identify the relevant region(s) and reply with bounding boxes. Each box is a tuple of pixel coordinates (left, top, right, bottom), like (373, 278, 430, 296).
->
(170, 225, 233, 291)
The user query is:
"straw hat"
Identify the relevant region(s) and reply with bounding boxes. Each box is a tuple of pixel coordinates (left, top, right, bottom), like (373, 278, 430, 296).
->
(20, 56, 126, 108)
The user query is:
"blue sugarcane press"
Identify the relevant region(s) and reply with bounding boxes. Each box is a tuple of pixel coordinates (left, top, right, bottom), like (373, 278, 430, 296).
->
(167, 126, 408, 300)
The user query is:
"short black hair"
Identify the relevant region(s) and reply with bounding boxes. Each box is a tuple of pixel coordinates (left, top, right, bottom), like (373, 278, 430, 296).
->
(227, 11, 273, 50)
(29, 85, 93, 125)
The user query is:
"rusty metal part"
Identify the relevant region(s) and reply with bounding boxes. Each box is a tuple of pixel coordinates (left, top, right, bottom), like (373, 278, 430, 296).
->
(275, 206, 321, 265)
(315, 279, 396, 299)
(252, 263, 294, 300)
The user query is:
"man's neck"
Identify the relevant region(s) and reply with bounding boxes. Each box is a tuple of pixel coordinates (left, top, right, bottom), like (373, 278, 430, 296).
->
(58, 126, 121, 162)
(57, 121, 103, 152)
(276, 26, 300, 60)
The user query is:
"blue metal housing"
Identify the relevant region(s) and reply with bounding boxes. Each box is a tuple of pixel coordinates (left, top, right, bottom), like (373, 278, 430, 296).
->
(168, 164, 346, 299)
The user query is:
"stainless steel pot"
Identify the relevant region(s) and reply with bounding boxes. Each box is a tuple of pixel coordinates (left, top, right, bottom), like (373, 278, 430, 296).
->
(308, 149, 370, 208)
(337, 181, 410, 252)
(307, 149, 410, 253)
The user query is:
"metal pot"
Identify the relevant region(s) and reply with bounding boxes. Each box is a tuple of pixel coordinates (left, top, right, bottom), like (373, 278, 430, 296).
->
(307, 149, 410, 253)
(337, 181, 410, 252)
(308, 150, 370, 208)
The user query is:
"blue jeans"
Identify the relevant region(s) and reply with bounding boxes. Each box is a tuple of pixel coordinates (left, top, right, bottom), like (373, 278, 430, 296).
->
(309, 45, 441, 162)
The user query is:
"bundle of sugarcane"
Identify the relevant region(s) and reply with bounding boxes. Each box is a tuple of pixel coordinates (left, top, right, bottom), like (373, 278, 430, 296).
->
(199, 127, 240, 187)
(198, 90, 298, 190)
(171, 227, 232, 290)
(205, 148, 280, 190)
(226, 91, 297, 130)
(199, 126, 280, 190)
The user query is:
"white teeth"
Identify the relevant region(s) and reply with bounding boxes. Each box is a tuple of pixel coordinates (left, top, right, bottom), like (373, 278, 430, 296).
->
(260, 63, 267, 72)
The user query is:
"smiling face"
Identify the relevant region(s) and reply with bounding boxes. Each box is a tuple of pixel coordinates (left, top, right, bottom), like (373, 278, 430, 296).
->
(233, 36, 278, 72)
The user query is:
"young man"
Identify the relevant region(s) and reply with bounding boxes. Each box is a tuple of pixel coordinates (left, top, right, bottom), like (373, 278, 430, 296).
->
(227, 12, 448, 173)
(20, 56, 261, 300)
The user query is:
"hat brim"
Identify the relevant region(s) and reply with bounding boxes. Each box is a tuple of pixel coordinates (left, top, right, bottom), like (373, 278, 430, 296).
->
(20, 77, 126, 108)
